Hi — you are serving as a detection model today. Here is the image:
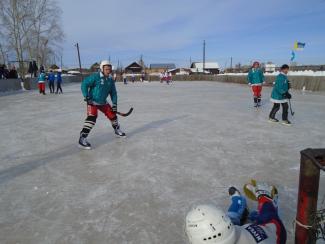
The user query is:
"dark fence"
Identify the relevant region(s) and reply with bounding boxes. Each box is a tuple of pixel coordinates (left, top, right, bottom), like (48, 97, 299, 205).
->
(0, 75, 82, 93)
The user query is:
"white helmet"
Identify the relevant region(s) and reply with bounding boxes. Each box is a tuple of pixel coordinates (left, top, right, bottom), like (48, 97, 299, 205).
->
(100, 60, 112, 72)
(186, 205, 236, 244)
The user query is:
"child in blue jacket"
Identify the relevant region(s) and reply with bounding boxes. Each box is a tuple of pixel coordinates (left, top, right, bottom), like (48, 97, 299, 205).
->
(48, 70, 55, 93)
(56, 69, 63, 94)
(227, 186, 248, 225)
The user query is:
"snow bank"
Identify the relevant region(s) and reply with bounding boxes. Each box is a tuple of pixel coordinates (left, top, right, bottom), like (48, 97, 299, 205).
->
(222, 70, 325, 76)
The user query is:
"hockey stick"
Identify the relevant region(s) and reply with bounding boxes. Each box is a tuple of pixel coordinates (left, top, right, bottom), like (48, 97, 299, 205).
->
(116, 107, 133, 117)
(288, 99, 295, 116)
(85, 100, 133, 117)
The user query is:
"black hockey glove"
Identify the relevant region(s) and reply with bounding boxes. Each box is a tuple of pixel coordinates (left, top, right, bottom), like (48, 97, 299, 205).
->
(112, 104, 117, 112)
(84, 96, 93, 105)
(283, 92, 292, 99)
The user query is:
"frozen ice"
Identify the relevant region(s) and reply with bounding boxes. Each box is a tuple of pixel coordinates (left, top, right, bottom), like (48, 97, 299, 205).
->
(0, 81, 324, 243)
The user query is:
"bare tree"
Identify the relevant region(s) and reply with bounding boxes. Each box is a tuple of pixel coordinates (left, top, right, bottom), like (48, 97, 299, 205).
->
(26, 0, 64, 66)
(0, 40, 8, 65)
(0, 0, 64, 76)
(0, 0, 25, 74)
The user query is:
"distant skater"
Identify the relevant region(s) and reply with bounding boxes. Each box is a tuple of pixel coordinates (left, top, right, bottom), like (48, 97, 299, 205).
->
(56, 69, 63, 94)
(247, 61, 265, 107)
(167, 72, 172, 84)
(122, 73, 127, 84)
(47, 70, 55, 93)
(48, 70, 55, 93)
(38, 70, 46, 95)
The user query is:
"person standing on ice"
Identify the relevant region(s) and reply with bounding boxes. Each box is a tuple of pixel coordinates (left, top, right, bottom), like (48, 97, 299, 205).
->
(164, 71, 168, 83)
(131, 72, 135, 83)
(269, 64, 292, 125)
(166, 72, 171, 84)
(38, 70, 46, 95)
(140, 72, 145, 82)
(186, 181, 286, 244)
(55, 69, 63, 94)
(78, 60, 126, 150)
(247, 61, 265, 107)
(48, 70, 55, 93)
(122, 72, 127, 84)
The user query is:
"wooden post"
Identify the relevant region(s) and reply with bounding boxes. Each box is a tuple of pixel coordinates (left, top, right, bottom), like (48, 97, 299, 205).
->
(75, 43, 83, 81)
(295, 148, 325, 243)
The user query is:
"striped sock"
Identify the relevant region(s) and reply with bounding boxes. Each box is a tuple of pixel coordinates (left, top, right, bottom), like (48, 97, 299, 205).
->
(81, 116, 97, 137)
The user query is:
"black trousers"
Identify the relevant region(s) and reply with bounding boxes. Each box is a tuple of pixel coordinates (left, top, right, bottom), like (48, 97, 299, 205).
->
(56, 83, 63, 93)
(269, 102, 288, 120)
(49, 82, 55, 93)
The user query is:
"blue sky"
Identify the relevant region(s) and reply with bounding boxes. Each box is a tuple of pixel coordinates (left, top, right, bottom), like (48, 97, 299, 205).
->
(58, 0, 325, 69)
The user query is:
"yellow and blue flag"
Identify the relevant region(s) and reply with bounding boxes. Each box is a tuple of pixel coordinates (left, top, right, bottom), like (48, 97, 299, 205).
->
(294, 41, 306, 50)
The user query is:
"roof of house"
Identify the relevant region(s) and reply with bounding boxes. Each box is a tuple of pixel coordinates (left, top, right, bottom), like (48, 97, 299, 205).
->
(150, 63, 176, 69)
(191, 62, 220, 69)
(125, 62, 143, 69)
(168, 68, 191, 72)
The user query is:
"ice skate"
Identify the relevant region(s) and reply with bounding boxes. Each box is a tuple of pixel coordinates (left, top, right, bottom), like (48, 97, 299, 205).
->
(78, 134, 91, 149)
(282, 120, 292, 126)
(114, 126, 126, 138)
(268, 118, 279, 123)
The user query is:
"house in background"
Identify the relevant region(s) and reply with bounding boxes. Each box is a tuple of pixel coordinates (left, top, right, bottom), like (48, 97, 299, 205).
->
(190, 62, 220, 74)
(168, 68, 191, 76)
(149, 63, 176, 74)
(264, 63, 276, 73)
(124, 62, 143, 73)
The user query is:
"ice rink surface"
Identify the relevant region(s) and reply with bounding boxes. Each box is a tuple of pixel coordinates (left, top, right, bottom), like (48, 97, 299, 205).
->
(0, 81, 324, 244)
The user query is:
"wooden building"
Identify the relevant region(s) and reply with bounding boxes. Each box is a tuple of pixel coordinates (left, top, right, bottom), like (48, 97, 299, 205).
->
(168, 68, 191, 75)
(190, 62, 220, 74)
(149, 63, 176, 74)
(124, 62, 143, 73)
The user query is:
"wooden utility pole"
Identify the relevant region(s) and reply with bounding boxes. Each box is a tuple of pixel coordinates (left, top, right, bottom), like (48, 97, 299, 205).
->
(75, 43, 82, 79)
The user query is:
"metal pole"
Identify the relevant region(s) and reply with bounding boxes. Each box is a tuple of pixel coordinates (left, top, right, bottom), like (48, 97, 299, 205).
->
(230, 57, 233, 70)
(295, 148, 325, 244)
(75, 43, 82, 79)
(60, 55, 63, 69)
(203, 40, 206, 74)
